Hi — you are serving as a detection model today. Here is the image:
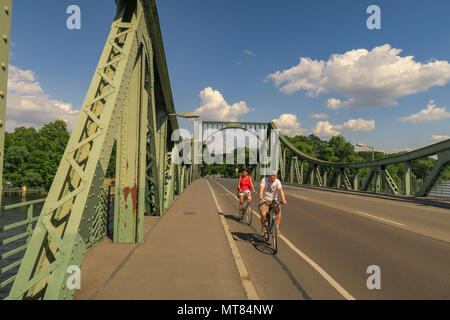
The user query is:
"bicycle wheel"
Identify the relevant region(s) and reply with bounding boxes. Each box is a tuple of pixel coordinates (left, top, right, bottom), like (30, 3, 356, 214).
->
(245, 202, 252, 225)
(270, 215, 278, 254)
(240, 198, 247, 220)
(263, 219, 270, 242)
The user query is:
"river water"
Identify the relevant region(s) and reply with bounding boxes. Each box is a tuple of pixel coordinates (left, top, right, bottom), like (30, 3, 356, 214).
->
(0, 194, 45, 299)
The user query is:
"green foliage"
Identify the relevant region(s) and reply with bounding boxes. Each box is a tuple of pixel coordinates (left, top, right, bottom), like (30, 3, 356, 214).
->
(3, 120, 118, 191)
(201, 133, 448, 187)
(3, 121, 70, 190)
(3, 120, 448, 192)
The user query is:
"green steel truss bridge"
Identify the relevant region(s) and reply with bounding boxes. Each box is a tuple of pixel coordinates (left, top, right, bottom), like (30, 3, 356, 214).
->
(0, 0, 449, 300)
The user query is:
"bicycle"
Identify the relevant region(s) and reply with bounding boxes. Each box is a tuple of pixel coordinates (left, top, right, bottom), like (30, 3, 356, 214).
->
(262, 201, 280, 254)
(240, 193, 253, 226)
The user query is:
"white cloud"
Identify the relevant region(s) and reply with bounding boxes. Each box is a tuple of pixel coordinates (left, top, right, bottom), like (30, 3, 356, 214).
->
(311, 118, 375, 138)
(266, 44, 450, 109)
(311, 121, 341, 138)
(400, 100, 450, 123)
(194, 87, 253, 122)
(388, 147, 414, 154)
(341, 118, 375, 132)
(6, 65, 79, 132)
(272, 114, 303, 137)
(326, 98, 354, 110)
(310, 113, 329, 119)
(431, 135, 450, 143)
(243, 49, 254, 56)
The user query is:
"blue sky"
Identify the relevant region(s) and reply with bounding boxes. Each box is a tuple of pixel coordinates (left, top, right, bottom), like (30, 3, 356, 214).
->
(6, 0, 450, 153)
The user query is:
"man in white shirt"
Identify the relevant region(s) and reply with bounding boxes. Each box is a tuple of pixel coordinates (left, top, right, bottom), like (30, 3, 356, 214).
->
(259, 172, 287, 236)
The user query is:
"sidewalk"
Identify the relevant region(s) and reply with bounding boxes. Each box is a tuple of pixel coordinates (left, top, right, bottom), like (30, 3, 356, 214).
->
(75, 179, 246, 300)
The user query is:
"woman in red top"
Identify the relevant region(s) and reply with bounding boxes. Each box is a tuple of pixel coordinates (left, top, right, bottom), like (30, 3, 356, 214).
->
(237, 168, 255, 219)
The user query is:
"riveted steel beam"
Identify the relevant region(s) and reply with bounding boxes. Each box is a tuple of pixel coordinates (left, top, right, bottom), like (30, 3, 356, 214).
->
(0, 0, 12, 210)
(353, 169, 359, 191)
(404, 161, 412, 196)
(114, 44, 147, 243)
(416, 150, 450, 197)
(9, 4, 143, 299)
(8, 0, 179, 299)
(381, 166, 400, 195)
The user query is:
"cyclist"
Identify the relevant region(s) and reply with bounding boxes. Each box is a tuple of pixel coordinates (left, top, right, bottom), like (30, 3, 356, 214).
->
(259, 171, 287, 236)
(237, 168, 255, 219)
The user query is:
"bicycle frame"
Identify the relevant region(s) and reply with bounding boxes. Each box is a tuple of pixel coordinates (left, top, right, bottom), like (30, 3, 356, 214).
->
(264, 202, 279, 235)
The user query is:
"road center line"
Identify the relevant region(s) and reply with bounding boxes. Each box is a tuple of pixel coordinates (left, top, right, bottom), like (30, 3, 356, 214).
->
(213, 180, 356, 300)
(288, 193, 406, 228)
(206, 179, 259, 300)
(355, 211, 405, 226)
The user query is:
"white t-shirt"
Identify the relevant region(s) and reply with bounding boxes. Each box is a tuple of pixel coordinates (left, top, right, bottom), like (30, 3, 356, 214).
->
(261, 177, 282, 201)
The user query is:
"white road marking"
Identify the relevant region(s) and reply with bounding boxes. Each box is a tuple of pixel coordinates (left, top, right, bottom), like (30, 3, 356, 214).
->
(288, 193, 406, 228)
(355, 211, 405, 227)
(214, 180, 356, 300)
(293, 194, 309, 201)
(206, 179, 259, 300)
(284, 185, 448, 215)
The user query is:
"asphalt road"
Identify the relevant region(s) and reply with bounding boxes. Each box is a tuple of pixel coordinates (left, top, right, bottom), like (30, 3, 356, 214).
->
(208, 178, 450, 300)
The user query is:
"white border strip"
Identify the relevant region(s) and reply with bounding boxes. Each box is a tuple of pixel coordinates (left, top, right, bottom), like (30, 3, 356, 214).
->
(288, 192, 406, 228)
(206, 179, 260, 300)
(214, 180, 356, 300)
(355, 211, 405, 226)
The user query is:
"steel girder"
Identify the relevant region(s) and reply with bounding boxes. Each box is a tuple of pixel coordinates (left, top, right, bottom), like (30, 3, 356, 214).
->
(272, 122, 450, 197)
(0, 1, 12, 210)
(415, 150, 450, 197)
(114, 43, 147, 243)
(7, 0, 185, 300)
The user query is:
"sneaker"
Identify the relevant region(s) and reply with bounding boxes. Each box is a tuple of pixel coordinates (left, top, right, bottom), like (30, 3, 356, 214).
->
(260, 227, 266, 236)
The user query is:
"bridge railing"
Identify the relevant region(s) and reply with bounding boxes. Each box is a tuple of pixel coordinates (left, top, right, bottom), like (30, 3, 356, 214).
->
(0, 185, 114, 299)
(86, 186, 114, 249)
(272, 122, 450, 199)
(0, 199, 45, 291)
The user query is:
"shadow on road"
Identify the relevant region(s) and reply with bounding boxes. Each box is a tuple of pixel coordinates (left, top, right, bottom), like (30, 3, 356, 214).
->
(231, 231, 276, 255)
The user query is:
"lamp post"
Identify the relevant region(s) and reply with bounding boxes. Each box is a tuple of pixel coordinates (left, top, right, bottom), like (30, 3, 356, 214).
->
(168, 112, 200, 180)
(356, 143, 374, 161)
(356, 143, 375, 191)
(168, 112, 199, 119)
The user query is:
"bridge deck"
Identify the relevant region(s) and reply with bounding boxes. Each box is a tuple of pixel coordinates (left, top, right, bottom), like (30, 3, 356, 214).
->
(75, 179, 246, 300)
(76, 178, 450, 300)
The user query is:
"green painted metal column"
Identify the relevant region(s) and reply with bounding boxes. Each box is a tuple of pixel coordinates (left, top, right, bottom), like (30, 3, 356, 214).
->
(0, 1, 12, 210)
(336, 169, 341, 189)
(114, 46, 147, 243)
(416, 150, 450, 197)
(289, 156, 295, 183)
(404, 161, 412, 196)
(9, 3, 145, 299)
(300, 161, 304, 184)
(353, 168, 359, 191)
(310, 164, 315, 185)
(256, 162, 261, 183)
(163, 150, 175, 208)
(375, 168, 382, 193)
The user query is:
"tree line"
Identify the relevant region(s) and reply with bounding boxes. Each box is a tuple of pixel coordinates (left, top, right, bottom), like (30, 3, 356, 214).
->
(202, 134, 450, 190)
(2, 120, 116, 191)
(2, 121, 448, 192)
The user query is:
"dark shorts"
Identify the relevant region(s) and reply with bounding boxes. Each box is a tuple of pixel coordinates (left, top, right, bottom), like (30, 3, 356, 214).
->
(260, 200, 279, 213)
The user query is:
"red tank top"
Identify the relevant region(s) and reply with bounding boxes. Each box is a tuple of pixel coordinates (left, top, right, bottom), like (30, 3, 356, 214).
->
(239, 176, 252, 191)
